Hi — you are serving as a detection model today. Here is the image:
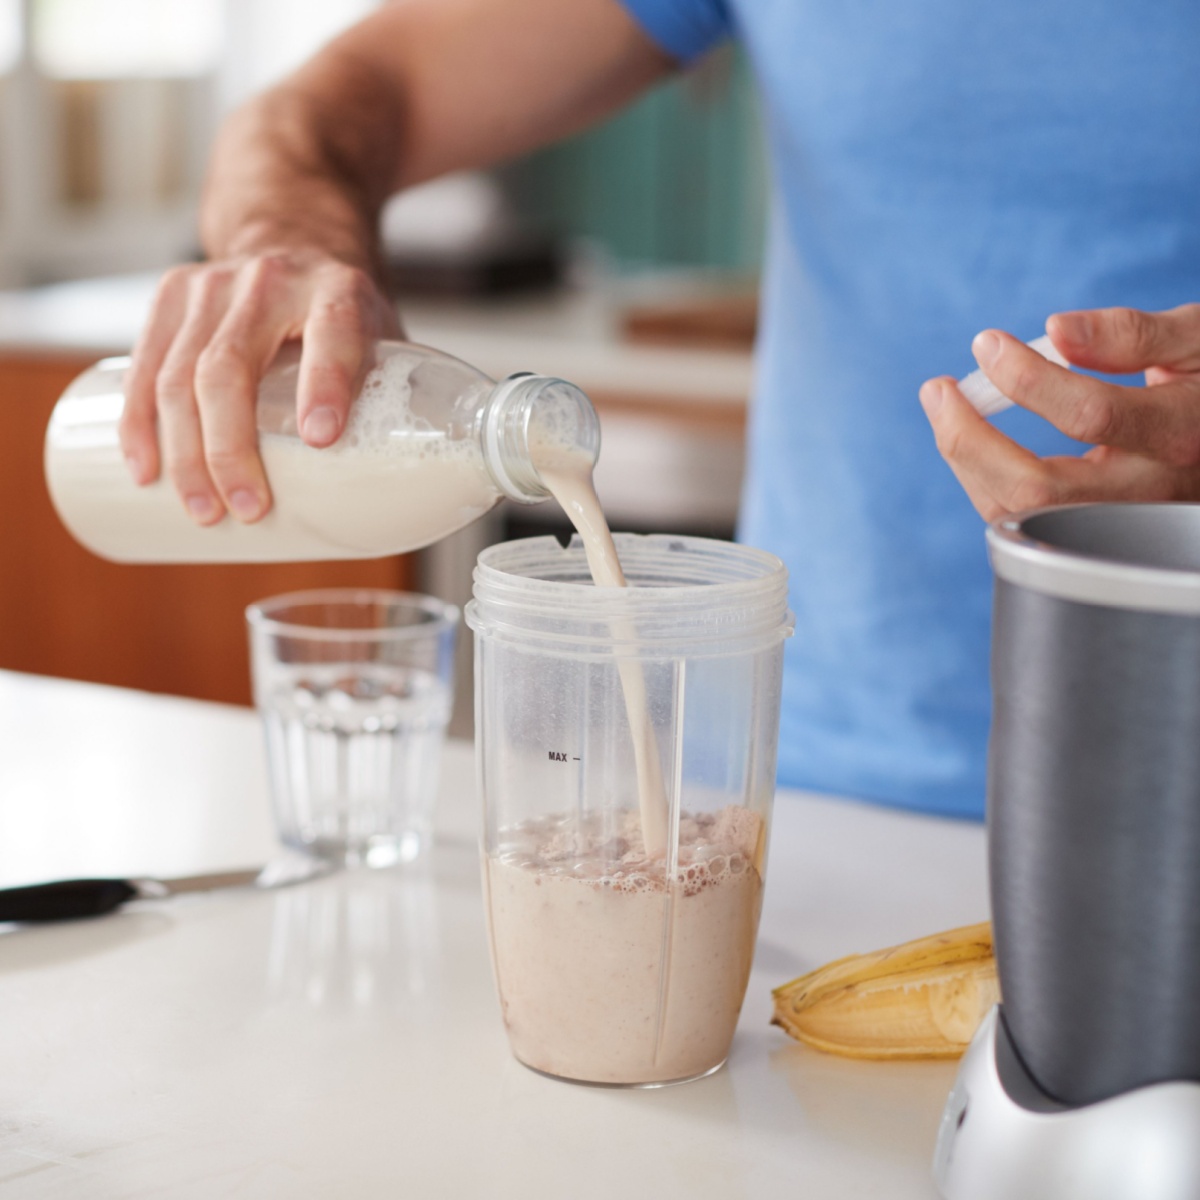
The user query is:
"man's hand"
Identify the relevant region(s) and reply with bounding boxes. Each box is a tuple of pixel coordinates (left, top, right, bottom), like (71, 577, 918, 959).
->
(120, 251, 399, 525)
(919, 304, 1200, 521)
(118, 0, 673, 526)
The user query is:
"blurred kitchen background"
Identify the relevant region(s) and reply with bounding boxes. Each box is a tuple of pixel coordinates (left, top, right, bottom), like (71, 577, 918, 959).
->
(0, 0, 766, 726)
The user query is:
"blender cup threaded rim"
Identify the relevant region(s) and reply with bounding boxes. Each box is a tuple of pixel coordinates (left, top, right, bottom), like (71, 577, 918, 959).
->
(466, 533, 794, 657)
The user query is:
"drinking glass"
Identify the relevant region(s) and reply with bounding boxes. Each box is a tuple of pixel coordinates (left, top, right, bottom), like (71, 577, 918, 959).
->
(247, 589, 459, 868)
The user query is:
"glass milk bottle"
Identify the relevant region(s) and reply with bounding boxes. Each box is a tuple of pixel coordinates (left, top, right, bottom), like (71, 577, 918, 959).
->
(44, 341, 599, 563)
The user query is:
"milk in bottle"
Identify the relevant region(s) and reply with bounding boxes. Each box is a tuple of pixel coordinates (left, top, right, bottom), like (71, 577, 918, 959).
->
(44, 341, 599, 563)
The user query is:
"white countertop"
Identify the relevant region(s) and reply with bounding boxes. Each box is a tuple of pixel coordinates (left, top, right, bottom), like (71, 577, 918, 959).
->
(0, 670, 988, 1198)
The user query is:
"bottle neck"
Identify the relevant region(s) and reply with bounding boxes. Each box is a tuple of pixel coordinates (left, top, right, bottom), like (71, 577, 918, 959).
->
(479, 373, 601, 504)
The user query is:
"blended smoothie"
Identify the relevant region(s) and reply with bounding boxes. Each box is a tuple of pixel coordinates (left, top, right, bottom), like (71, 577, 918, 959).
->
(484, 804, 765, 1084)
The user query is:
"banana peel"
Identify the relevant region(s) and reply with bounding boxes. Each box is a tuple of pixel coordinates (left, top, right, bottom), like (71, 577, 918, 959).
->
(771, 921, 999, 1060)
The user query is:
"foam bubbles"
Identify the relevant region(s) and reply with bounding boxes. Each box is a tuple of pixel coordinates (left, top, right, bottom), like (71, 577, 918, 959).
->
(331, 351, 479, 464)
(494, 806, 761, 896)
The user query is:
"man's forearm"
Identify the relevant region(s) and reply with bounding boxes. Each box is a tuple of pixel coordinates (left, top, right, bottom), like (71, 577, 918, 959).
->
(199, 48, 405, 278)
(197, 0, 672, 279)
(125, 0, 672, 527)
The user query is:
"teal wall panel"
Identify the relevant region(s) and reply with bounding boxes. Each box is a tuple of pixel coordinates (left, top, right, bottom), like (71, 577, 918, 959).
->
(511, 49, 766, 272)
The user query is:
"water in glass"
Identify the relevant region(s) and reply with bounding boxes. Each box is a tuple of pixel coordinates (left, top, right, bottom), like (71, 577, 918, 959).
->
(260, 661, 451, 868)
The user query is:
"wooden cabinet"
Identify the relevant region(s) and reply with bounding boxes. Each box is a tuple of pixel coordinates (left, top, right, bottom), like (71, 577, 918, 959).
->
(0, 352, 412, 707)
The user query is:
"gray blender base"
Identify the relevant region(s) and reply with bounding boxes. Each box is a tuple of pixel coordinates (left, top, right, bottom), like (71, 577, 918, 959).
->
(934, 1007, 1200, 1200)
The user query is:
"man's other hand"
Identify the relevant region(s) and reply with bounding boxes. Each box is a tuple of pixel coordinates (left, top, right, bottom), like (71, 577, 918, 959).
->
(919, 304, 1200, 521)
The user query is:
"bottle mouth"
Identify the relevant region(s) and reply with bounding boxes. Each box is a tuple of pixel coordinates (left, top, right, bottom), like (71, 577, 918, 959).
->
(481, 373, 601, 504)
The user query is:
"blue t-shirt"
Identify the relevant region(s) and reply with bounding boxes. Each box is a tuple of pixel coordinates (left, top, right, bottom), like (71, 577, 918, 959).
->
(618, 0, 1200, 817)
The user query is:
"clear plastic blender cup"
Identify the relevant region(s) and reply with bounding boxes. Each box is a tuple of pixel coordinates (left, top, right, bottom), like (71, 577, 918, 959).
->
(466, 533, 794, 1086)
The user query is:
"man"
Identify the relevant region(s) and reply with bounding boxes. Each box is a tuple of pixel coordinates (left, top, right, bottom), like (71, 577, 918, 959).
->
(120, 0, 1200, 817)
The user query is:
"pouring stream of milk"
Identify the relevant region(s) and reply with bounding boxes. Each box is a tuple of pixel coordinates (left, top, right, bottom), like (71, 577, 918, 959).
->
(532, 446, 670, 859)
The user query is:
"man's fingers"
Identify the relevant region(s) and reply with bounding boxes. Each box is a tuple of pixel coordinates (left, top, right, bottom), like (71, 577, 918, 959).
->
(1046, 304, 1200, 374)
(920, 377, 1067, 520)
(155, 269, 237, 525)
(194, 256, 309, 522)
(971, 330, 1200, 466)
(1074, 446, 1200, 502)
(296, 265, 391, 447)
(121, 266, 195, 485)
(924, 373, 1200, 517)
(126, 251, 399, 528)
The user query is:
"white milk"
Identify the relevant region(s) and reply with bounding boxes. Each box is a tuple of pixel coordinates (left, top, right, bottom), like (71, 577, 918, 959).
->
(44, 350, 503, 564)
(531, 442, 670, 859)
(47, 434, 499, 563)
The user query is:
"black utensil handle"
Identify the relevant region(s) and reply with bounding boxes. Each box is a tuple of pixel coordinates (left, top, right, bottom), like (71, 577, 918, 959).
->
(0, 879, 139, 923)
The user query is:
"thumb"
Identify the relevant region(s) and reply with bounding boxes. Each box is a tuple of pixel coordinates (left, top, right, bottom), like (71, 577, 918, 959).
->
(1047, 304, 1200, 375)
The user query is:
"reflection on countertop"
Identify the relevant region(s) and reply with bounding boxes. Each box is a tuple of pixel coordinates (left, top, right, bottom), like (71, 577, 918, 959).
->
(265, 866, 443, 1014)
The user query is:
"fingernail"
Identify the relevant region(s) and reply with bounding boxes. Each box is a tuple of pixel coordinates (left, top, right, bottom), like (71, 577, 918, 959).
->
(302, 406, 341, 445)
(919, 380, 945, 417)
(1053, 313, 1092, 346)
(228, 488, 262, 521)
(972, 331, 1002, 367)
(187, 494, 219, 522)
(125, 452, 148, 485)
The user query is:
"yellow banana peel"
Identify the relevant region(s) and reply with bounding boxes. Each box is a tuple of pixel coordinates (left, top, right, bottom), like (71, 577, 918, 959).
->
(771, 921, 999, 1060)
